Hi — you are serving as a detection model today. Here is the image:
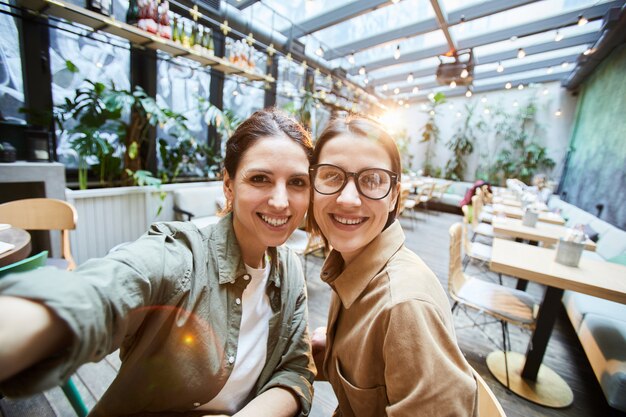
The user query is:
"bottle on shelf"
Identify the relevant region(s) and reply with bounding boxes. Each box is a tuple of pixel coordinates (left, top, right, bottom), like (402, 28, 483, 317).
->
(190, 22, 198, 48)
(158, 0, 171, 39)
(181, 21, 190, 48)
(171, 14, 180, 43)
(126, 0, 139, 25)
(138, 0, 158, 34)
(88, 0, 112, 16)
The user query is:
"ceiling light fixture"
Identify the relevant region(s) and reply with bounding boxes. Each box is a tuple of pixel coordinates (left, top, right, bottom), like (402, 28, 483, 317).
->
(496, 62, 504, 73)
(407, 73, 414, 82)
(505, 82, 512, 89)
(578, 14, 588, 26)
(555, 31, 563, 42)
(359, 66, 366, 75)
(394, 45, 401, 60)
(517, 48, 526, 59)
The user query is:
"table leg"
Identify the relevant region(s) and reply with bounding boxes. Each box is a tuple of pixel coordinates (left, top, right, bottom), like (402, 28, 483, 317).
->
(522, 286, 564, 380)
(516, 279, 528, 291)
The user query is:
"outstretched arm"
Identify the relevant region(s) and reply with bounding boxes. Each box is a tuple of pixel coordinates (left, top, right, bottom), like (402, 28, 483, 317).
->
(0, 296, 73, 382)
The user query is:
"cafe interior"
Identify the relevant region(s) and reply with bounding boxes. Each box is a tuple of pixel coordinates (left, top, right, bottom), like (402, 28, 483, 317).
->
(0, 0, 625, 416)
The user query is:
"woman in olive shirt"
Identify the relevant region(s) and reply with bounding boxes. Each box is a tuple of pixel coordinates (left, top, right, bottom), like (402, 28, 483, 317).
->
(309, 116, 477, 417)
(0, 108, 315, 417)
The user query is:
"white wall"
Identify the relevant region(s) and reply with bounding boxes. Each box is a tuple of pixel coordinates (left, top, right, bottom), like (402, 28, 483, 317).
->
(382, 82, 578, 184)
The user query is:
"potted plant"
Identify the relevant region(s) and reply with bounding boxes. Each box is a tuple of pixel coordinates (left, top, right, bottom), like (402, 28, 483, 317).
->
(419, 92, 446, 176)
(444, 103, 484, 181)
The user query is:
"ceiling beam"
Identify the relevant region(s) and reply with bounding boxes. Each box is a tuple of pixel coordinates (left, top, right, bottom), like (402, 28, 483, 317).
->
(429, 0, 457, 54)
(225, 0, 260, 10)
(350, 1, 618, 75)
(368, 32, 597, 86)
(405, 72, 568, 103)
(282, 0, 391, 40)
(353, 44, 450, 74)
(327, 0, 548, 60)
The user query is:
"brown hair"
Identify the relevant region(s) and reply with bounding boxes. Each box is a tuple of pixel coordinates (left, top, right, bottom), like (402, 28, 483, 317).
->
(221, 108, 313, 212)
(307, 115, 402, 237)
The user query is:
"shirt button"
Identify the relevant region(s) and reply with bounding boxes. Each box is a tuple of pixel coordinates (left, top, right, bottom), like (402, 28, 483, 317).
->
(193, 402, 201, 407)
(243, 274, 250, 280)
(235, 298, 241, 305)
(228, 355, 235, 364)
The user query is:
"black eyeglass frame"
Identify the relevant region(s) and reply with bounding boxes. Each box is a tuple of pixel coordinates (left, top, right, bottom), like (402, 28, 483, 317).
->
(309, 163, 399, 200)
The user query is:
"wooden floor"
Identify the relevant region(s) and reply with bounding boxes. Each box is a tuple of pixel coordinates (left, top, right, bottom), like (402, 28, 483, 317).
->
(2, 210, 625, 417)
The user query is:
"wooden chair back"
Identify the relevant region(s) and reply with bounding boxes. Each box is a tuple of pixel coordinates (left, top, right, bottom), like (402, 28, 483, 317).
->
(473, 368, 507, 417)
(0, 198, 77, 270)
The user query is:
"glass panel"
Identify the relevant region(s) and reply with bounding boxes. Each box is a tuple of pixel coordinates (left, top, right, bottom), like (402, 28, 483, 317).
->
(249, 0, 358, 32)
(473, 66, 571, 87)
(223, 78, 265, 129)
(351, 30, 446, 67)
(450, 0, 612, 41)
(472, 20, 601, 57)
(49, 23, 130, 168)
(475, 44, 589, 74)
(0, 3, 25, 123)
(441, 0, 491, 12)
(315, 0, 434, 48)
(276, 55, 306, 107)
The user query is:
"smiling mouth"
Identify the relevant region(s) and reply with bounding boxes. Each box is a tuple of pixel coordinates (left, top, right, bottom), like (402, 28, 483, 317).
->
(259, 214, 289, 227)
(332, 214, 366, 225)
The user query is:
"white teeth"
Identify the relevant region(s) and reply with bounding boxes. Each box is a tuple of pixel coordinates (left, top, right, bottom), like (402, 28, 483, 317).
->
(333, 215, 364, 225)
(260, 214, 289, 227)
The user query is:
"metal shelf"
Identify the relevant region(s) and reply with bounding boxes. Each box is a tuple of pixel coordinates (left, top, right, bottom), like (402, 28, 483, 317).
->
(19, 0, 274, 83)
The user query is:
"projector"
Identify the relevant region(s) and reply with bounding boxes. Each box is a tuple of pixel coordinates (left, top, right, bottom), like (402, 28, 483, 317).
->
(436, 49, 474, 86)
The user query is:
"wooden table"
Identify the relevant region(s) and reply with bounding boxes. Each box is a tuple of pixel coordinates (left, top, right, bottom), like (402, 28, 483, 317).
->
(492, 204, 564, 225)
(492, 196, 522, 207)
(488, 239, 626, 408)
(492, 217, 596, 251)
(0, 227, 32, 267)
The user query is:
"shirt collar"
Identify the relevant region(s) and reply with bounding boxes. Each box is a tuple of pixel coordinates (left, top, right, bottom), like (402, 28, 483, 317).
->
(210, 212, 279, 287)
(320, 220, 405, 309)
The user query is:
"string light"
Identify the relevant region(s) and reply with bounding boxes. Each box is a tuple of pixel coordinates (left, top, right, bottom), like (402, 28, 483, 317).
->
(577, 14, 588, 26)
(517, 48, 526, 59)
(460, 68, 469, 78)
(583, 48, 594, 56)
(348, 53, 355, 65)
(407, 73, 414, 82)
(450, 81, 457, 88)
(383, 84, 388, 91)
(412, 86, 419, 94)
(394, 45, 401, 60)
(513, 100, 518, 107)
(465, 89, 472, 97)
(481, 96, 487, 103)
(518, 84, 524, 90)
(555, 109, 562, 116)
(359, 66, 366, 75)
(496, 62, 504, 73)
(547, 67, 553, 74)
(561, 61, 569, 69)
(315, 46, 324, 57)
(543, 88, 549, 95)
(505, 82, 512, 89)
(555, 31, 563, 42)
(393, 87, 400, 94)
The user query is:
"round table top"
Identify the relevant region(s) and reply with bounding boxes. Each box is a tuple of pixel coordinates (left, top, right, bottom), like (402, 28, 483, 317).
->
(0, 227, 32, 268)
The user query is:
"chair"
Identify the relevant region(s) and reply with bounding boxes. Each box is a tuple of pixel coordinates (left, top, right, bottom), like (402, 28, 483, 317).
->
(398, 185, 416, 228)
(431, 181, 452, 202)
(414, 182, 436, 214)
(0, 198, 77, 270)
(473, 188, 493, 224)
(469, 195, 494, 241)
(449, 223, 538, 388)
(0, 251, 88, 417)
(473, 368, 507, 417)
(284, 229, 326, 278)
(461, 206, 493, 269)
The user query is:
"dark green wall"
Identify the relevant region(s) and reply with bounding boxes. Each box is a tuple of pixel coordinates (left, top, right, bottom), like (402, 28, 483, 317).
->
(560, 44, 626, 230)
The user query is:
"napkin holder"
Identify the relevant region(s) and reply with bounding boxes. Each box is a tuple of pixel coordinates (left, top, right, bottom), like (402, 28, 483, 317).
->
(555, 238, 584, 267)
(522, 209, 539, 227)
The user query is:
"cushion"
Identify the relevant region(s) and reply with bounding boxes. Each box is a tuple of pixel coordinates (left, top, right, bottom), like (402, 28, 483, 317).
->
(562, 291, 626, 331)
(173, 186, 224, 220)
(583, 224, 600, 242)
(608, 253, 626, 266)
(596, 228, 626, 260)
(578, 313, 626, 411)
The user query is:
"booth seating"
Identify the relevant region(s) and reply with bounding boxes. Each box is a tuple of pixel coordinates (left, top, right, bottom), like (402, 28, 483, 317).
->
(172, 184, 226, 228)
(424, 179, 474, 214)
(549, 196, 626, 412)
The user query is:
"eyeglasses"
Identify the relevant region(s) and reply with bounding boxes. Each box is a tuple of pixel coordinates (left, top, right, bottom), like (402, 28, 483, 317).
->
(310, 164, 398, 200)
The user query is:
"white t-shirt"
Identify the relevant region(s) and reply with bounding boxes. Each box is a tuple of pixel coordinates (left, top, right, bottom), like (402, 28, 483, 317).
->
(197, 258, 272, 414)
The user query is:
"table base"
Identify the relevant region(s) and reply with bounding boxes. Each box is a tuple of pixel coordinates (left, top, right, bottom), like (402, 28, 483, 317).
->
(486, 350, 573, 408)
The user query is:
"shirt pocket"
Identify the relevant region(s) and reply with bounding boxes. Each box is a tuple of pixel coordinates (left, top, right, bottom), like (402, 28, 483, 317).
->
(335, 359, 387, 417)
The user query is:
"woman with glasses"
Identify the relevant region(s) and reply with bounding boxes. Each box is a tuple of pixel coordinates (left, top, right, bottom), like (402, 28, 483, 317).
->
(308, 116, 477, 416)
(0, 108, 315, 417)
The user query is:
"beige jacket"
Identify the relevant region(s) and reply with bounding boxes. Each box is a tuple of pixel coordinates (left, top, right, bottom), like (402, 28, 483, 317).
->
(320, 221, 477, 417)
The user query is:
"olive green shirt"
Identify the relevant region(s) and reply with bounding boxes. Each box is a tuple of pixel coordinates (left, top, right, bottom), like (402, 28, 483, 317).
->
(0, 213, 315, 416)
(320, 221, 477, 417)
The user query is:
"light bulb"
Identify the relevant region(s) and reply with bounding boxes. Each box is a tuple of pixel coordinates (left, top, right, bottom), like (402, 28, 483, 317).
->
(450, 81, 457, 88)
(407, 73, 414, 82)
(429, 110, 435, 116)
(561, 61, 569, 69)
(555, 109, 562, 116)
(481, 96, 487, 103)
(394, 87, 400, 94)
(383, 84, 388, 91)
(348, 53, 355, 65)
(412, 86, 419, 94)
(555, 31, 563, 42)
(315, 46, 324, 57)
(460, 68, 469, 78)
(513, 100, 518, 107)
(359, 66, 366, 75)
(517, 48, 526, 59)
(543, 88, 549, 95)
(547, 67, 553, 74)
(399, 99, 404, 106)
(583, 48, 594, 56)
(505, 82, 512, 89)
(518, 84, 524, 90)
(465, 89, 472, 98)
(496, 62, 504, 72)
(456, 112, 461, 118)
(578, 14, 588, 26)
(394, 45, 401, 60)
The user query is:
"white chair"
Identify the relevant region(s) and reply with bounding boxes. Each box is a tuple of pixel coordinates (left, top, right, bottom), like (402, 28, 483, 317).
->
(449, 223, 538, 389)
(473, 369, 507, 417)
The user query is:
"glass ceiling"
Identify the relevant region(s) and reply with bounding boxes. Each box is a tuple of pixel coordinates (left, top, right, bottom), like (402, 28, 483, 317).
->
(233, 0, 623, 102)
